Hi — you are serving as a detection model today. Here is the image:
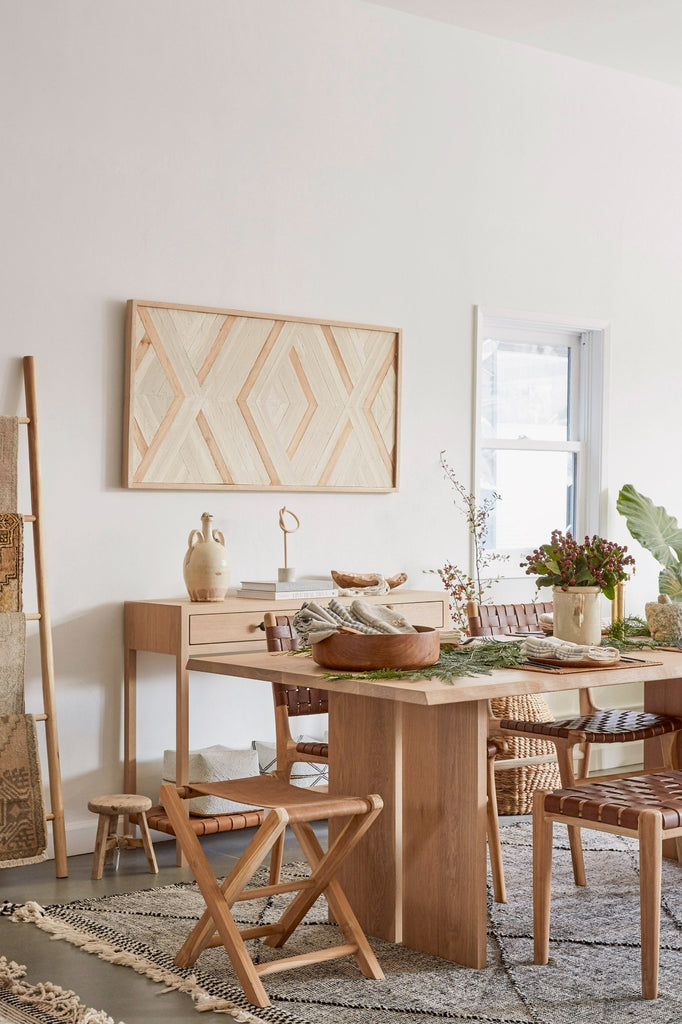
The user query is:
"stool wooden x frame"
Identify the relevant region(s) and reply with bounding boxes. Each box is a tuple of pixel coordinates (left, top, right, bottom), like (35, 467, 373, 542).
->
(159, 777, 384, 1008)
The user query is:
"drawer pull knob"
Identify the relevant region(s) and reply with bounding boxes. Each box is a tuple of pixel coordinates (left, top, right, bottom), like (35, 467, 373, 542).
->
(258, 621, 266, 631)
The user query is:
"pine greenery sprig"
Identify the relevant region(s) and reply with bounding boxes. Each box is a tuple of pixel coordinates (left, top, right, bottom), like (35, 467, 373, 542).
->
(322, 639, 527, 685)
(602, 617, 682, 651)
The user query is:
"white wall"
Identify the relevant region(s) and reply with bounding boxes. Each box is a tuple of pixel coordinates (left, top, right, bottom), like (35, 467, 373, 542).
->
(2, 0, 682, 852)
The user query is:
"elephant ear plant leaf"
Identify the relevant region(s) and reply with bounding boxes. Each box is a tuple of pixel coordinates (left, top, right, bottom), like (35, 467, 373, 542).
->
(616, 484, 682, 600)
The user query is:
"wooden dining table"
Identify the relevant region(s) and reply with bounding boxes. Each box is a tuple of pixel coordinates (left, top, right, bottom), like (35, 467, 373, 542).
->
(186, 646, 682, 970)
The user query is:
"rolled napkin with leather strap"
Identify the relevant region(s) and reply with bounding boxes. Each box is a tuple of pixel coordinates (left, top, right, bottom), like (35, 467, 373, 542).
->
(521, 635, 619, 663)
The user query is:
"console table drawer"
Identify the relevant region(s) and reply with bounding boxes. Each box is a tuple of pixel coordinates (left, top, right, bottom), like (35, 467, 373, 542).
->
(189, 611, 265, 646)
(189, 598, 446, 646)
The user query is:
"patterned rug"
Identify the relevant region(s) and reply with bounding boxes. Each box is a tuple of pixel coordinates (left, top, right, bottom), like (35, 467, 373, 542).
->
(0, 613, 26, 716)
(0, 715, 46, 867)
(0, 418, 18, 510)
(10, 822, 682, 1024)
(0, 516, 23, 614)
(0, 956, 118, 1024)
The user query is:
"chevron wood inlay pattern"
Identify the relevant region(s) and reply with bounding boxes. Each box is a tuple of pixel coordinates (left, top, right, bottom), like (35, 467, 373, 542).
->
(123, 300, 401, 491)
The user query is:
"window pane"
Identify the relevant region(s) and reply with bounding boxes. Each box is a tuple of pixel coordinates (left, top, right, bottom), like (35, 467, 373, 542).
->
(482, 449, 576, 551)
(481, 338, 571, 441)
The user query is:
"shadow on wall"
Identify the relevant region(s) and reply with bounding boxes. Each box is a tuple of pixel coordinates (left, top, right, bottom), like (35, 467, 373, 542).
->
(24, 602, 125, 784)
(103, 297, 128, 491)
(0, 356, 25, 417)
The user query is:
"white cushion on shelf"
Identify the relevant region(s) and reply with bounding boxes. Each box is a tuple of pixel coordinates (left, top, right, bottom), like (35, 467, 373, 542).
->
(252, 737, 328, 789)
(163, 744, 259, 816)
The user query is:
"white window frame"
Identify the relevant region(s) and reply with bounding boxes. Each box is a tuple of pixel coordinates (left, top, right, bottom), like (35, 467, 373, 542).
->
(473, 306, 608, 575)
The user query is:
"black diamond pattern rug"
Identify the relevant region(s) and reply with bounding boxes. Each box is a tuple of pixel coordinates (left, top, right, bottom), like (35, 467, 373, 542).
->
(9, 822, 682, 1023)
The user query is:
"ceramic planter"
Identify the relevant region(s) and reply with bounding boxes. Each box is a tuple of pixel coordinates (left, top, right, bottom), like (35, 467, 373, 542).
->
(552, 585, 602, 645)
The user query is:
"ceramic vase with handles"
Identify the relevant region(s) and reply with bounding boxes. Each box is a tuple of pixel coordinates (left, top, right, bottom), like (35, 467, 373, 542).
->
(183, 513, 230, 602)
(552, 585, 602, 645)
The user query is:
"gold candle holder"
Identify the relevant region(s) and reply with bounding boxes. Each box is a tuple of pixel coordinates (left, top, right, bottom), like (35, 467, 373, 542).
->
(612, 581, 626, 624)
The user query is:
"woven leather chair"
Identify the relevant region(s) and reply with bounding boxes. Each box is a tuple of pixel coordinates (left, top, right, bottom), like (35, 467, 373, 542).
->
(469, 600, 682, 886)
(160, 776, 384, 1007)
(467, 601, 555, 638)
(533, 771, 682, 999)
(265, 612, 508, 902)
(264, 612, 329, 782)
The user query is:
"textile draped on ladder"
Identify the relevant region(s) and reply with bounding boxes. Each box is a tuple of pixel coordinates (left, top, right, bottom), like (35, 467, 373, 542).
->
(0, 416, 46, 866)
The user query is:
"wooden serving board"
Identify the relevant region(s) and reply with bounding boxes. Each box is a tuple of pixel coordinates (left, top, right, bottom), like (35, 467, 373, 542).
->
(514, 658, 663, 675)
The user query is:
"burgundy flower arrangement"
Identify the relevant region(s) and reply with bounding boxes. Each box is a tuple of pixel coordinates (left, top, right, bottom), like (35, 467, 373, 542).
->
(521, 529, 634, 601)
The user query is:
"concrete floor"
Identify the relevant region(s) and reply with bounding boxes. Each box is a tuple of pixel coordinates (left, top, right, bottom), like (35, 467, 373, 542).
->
(0, 825, 321, 1024)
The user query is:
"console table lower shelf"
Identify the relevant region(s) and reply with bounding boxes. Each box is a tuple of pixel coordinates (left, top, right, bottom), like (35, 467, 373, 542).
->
(146, 805, 265, 837)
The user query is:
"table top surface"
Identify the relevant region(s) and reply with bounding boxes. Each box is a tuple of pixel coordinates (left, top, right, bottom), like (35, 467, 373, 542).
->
(186, 647, 682, 706)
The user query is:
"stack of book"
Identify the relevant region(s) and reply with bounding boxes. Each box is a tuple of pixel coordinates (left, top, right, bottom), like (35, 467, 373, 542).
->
(237, 578, 338, 600)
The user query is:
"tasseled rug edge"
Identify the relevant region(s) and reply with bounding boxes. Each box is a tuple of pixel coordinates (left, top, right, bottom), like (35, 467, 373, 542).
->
(10, 902, 267, 1023)
(0, 953, 119, 1024)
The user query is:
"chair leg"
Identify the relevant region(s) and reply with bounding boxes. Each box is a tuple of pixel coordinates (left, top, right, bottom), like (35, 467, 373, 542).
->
(268, 833, 286, 885)
(91, 813, 116, 880)
(639, 810, 662, 999)
(532, 790, 553, 965)
(265, 796, 384, 953)
(159, 784, 279, 1008)
(290, 820, 384, 980)
(133, 811, 159, 874)
(486, 756, 506, 903)
(655, 732, 682, 866)
(176, 808, 288, 970)
(555, 744, 586, 887)
(576, 741, 592, 780)
(269, 764, 294, 884)
(659, 731, 679, 770)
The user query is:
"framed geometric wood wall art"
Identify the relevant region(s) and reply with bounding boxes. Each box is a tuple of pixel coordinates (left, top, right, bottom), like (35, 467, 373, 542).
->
(123, 299, 401, 491)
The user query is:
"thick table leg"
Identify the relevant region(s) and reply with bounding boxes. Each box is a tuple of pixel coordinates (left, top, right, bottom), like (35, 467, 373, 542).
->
(328, 692, 403, 942)
(328, 692, 488, 967)
(402, 699, 488, 967)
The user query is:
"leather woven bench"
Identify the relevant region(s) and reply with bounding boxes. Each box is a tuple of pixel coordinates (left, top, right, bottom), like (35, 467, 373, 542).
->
(533, 770, 682, 999)
(146, 804, 265, 836)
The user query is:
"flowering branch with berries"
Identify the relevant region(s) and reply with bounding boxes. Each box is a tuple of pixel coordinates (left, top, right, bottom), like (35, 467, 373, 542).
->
(431, 453, 508, 631)
(520, 530, 635, 601)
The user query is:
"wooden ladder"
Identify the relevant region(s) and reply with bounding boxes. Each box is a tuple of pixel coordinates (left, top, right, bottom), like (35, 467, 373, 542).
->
(18, 356, 68, 877)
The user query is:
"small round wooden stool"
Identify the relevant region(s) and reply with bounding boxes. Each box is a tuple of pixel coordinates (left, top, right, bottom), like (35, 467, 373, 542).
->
(87, 793, 158, 880)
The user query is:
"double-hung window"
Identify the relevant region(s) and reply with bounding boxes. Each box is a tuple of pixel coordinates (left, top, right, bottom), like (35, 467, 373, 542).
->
(474, 307, 607, 569)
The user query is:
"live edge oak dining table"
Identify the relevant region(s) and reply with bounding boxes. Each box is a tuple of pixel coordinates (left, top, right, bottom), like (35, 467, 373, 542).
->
(179, 647, 682, 970)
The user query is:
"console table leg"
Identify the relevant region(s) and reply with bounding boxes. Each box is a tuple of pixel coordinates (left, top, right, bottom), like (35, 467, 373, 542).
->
(123, 646, 137, 838)
(175, 654, 190, 866)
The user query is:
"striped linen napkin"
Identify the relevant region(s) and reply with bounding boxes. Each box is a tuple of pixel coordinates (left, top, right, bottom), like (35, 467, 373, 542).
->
(293, 599, 417, 646)
(521, 635, 619, 664)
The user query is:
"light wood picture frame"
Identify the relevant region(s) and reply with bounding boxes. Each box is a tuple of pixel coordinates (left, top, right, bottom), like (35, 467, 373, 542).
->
(123, 299, 401, 491)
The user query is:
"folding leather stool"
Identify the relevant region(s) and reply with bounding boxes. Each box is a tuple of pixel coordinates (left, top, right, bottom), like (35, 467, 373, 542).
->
(160, 775, 384, 1007)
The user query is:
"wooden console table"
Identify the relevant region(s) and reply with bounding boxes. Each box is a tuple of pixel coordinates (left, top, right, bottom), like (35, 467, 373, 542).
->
(123, 590, 448, 862)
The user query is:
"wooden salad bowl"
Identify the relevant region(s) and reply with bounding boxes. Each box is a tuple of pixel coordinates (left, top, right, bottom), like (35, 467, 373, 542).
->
(311, 625, 440, 671)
